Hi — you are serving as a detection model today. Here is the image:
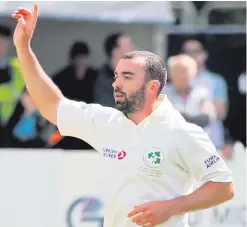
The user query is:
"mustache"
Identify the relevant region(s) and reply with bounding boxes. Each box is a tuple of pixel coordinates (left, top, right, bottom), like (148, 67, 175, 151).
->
(114, 87, 126, 95)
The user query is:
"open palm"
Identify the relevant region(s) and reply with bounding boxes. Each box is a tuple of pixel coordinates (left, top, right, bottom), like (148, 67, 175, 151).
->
(12, 4, 39, 48)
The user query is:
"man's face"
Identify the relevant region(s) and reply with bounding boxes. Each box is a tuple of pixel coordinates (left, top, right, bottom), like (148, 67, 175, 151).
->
(0, 37, 10, 62)
(112, 58, 148, 114)
(114, 36, 134, 63)
(169, 64, 191, 92)
(74, 54, 89, 68)
(183, 40, 207, 67)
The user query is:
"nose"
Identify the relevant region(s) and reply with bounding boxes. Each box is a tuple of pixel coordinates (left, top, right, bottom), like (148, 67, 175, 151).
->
(112, 77, 122, 89)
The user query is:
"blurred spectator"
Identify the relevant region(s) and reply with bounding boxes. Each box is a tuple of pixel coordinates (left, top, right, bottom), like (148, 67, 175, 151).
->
(181, 40, 230, 150)
(165, 54, 217, 130)
(51, 41, 97, 150)
(182, 40, 228, 120)
(3, 89, 45, 148)
(0, 24, 25, 147)
(94, 32, 134, 107)
(52, 41, 97, 102)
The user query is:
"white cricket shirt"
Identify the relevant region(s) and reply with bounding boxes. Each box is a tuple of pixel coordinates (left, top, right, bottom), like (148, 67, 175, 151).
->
(57, 95, 233, 227)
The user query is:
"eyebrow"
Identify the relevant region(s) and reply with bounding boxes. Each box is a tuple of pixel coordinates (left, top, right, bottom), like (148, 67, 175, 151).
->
(114, 71, 134, 76)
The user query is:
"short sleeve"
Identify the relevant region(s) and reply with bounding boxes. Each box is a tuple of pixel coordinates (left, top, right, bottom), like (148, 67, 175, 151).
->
(57, 98, 111, 151)
(176, 123, 233, 184)
(214, 76, 228, 102)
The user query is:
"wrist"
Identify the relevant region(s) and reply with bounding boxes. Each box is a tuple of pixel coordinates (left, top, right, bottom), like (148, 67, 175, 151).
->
(166, 196, 187, 216)
(16, 44, 31, 52)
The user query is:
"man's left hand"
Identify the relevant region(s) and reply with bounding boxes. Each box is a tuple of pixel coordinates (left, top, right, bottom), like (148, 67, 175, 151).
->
(127, 200, 177, 227)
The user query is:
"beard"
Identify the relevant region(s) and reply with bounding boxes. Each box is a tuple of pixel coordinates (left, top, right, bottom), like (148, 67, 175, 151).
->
(114, 84, 146, 114)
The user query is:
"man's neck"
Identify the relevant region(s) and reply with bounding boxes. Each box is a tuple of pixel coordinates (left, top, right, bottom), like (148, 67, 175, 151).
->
(197, 65, 206, 75)
(127, 98, 161, 125)
(75, 65, 87, 80)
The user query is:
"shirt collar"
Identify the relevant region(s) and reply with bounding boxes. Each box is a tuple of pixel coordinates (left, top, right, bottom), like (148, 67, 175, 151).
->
(116, 94, 173, 126)
(151, 94, 173, 120)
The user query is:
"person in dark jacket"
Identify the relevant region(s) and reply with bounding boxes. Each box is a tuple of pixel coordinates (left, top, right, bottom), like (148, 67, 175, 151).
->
(53, 41, 97, 102)
(51, 41, 97, 150)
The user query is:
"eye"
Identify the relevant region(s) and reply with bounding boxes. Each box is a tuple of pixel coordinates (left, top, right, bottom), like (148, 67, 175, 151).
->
(124, 76, 131, 80)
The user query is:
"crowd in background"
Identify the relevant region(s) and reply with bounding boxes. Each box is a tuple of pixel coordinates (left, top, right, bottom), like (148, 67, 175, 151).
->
(0, 24, 246, 160)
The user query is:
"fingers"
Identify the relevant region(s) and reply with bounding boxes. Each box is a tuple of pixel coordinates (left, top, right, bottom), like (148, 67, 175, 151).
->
(11, 4, 38, 26)
(12, 11, 30, 20)
(13, 8, 32, 17)
(12, 14, 21, 19)
(127, 205, 148, 218)
(136, 219, 150, 226)
(12, 13, 30, 21)
(33, 4, 39, 16)
(31, 4, 39, 29)
(17, 16, 26, 27)
(132, 213, 151, 226)
(145, 224, 155, 227)
(17, 8, 32, 15)
(127, 203, 150, 218)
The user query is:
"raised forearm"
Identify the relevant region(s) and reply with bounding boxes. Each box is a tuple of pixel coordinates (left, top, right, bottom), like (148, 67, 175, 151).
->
(16, 47, 63, 124)
(173, 182, 234, 214)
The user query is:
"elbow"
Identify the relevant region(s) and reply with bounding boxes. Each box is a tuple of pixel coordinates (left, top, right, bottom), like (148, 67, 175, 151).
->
(209, 181, 235, 204)
(40, 109, 57, 126)
(227, 183, 235, 200)
(39, 108, 52, 123)
(224, 182, 235, 202)
(39, 101, 60, 126)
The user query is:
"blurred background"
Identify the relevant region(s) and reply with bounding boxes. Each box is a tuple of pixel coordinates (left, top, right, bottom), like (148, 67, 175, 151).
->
(0, 1, 246, 227)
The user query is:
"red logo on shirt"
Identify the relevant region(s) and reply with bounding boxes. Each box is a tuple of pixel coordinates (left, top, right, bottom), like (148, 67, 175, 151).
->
(118, 151, 126, 160)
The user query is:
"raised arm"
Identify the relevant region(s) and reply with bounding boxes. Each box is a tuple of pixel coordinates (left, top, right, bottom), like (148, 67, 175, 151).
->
(12, 4, 63, 125)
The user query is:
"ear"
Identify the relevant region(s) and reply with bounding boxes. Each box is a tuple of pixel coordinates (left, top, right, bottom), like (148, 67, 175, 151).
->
(148, 80, 160, 93)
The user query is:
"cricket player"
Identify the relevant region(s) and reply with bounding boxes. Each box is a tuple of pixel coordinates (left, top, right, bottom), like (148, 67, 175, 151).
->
(12, 4, 234, 227)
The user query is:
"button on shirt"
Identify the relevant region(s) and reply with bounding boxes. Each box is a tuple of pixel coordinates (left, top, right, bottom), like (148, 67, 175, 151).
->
(57, 96, 232, 227)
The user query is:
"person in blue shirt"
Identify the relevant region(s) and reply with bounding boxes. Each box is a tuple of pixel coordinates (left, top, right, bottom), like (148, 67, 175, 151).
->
(182, 39, 232, 158)
(182, 40, 228, 120)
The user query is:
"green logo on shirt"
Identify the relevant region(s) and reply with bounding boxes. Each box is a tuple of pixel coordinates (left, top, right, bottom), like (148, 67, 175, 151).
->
(143, 148, 164, 168)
